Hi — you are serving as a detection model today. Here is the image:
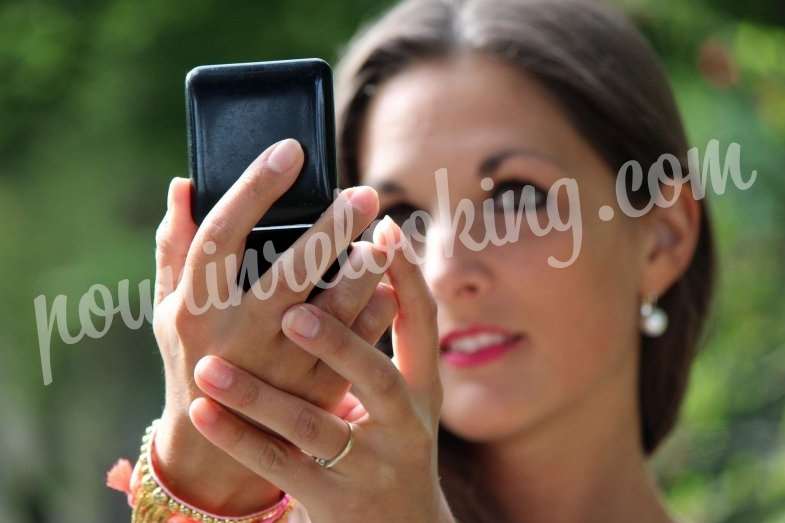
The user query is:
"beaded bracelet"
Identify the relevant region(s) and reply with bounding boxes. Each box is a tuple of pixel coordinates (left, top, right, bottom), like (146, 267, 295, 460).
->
(108, 418, 295, 523)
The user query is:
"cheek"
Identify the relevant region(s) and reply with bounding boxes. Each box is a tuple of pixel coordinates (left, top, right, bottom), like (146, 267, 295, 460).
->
(494, 219, 640, 395)
(435, 210, 642, 440)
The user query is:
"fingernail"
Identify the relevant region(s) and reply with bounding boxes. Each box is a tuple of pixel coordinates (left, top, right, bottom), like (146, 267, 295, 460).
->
(267, 139, 300, 174)
(283, 305, 320, 338)
(373, 215, 397, 246)
(195, 356, 234, 390)
(346, 186, 377, 215)
(191, 398, 219, 425)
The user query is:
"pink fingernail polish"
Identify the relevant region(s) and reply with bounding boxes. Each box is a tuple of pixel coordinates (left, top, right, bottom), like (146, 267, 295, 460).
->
(196, 357, 234, 390)
(284, 306, 320, 338)
(346, 186, 376, 214)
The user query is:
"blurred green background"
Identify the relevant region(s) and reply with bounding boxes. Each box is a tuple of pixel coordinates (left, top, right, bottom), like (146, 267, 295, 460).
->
(1, 0, 783, 522)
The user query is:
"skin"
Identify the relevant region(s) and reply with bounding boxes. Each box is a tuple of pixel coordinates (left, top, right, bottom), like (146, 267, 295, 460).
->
(357, 52, 701, 522)
(153, 138, 389, 512)
(188, 219, 451, 523)
(153, 51, 701, 522)
(153, 138, 452, 522)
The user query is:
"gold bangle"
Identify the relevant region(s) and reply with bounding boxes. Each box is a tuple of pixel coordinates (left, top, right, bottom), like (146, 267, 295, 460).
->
(130, 419, 295, 523)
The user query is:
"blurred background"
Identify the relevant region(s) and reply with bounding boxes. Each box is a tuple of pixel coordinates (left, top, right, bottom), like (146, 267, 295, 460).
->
(1, 0, 783, 521)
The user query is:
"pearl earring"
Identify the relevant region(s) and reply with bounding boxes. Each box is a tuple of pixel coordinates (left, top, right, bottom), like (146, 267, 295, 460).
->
(640, 296, 668, 337)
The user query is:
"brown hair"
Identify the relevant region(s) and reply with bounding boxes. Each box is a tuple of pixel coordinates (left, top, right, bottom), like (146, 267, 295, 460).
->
(333, 0, 716, 520)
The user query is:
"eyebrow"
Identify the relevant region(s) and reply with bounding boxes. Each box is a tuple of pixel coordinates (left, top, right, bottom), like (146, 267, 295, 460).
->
(477, 147, 562, 177)
(369, 147, 562, 195)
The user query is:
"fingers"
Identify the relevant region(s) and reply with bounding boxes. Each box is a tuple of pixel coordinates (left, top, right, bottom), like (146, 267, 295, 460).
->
(331, 391, 365, 423)
(188, 396, 325, 502)
(350, 282, 397, 345)
(281, 303, 414, 425)
(242, 186, 379, 317)
(309, 241, 390, 326)
(304, 241, 392, 388)
(193, 356, 354, 469)
(374, 217, 442, 412)
(308, 282, 398, 398)
(182, 139, 304, 308)
(155, 177, 198, 306)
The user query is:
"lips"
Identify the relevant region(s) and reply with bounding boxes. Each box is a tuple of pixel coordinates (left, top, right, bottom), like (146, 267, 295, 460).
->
(439, 324, 524, 368)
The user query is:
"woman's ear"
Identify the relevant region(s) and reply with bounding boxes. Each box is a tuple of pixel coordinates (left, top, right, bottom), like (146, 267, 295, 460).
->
(639, 180, 702, 299)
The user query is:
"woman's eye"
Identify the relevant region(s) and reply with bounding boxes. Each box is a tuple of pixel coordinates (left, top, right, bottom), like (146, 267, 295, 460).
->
(491, 180, 547, 213)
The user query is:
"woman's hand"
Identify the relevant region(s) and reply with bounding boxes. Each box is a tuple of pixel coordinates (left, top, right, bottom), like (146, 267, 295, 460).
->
(151, 138, 396, 514)
(189, 219, 455, 523)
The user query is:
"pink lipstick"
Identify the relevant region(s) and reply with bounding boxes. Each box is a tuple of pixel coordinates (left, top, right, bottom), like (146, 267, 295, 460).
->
(439, 325, 523, 368)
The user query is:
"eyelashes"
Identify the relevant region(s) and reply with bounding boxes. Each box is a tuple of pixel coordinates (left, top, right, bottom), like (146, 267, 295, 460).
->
(377, 179, 548, 227)
(380, 180, 547, 216)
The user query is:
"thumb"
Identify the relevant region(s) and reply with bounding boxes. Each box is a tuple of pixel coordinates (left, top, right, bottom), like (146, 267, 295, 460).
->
(154, 177, 198, 306)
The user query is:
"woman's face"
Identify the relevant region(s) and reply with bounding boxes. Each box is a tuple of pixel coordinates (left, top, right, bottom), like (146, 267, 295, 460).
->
(357, 53, 649, 443)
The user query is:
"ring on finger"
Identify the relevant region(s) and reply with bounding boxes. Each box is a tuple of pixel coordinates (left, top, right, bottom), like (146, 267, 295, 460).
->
(302, 419, 356, 469)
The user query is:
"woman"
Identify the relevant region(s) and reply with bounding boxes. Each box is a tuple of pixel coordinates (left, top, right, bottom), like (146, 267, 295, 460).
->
(108, 0, 715, 521)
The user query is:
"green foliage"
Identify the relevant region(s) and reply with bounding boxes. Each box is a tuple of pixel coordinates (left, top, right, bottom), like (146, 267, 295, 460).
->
(0, 1, 782, 522)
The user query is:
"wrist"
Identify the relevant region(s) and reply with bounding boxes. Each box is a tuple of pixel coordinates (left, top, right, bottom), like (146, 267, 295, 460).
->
(155, 407, 284, 515)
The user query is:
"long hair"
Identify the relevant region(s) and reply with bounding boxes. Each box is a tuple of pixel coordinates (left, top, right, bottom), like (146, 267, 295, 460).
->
(333, 1, 716, 520)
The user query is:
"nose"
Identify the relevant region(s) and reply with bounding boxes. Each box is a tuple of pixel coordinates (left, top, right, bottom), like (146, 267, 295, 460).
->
(423, 227, 493, 303)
